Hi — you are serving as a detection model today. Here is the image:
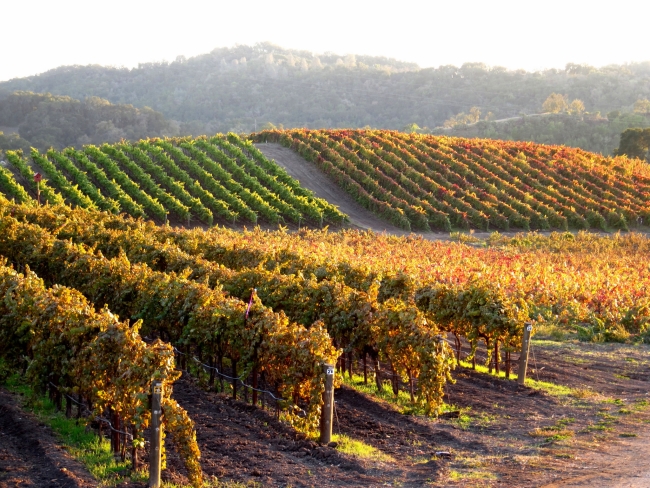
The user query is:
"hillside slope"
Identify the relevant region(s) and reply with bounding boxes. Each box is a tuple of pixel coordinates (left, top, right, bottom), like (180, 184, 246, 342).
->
(0, 91, 179, 151)
(0, 133, 346, 227)
(254, 129, 650, 232)
(255, 142, 406, 233)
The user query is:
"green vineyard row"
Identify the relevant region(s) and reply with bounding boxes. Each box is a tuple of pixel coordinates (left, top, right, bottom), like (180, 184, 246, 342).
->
(0, 133, 347, 227)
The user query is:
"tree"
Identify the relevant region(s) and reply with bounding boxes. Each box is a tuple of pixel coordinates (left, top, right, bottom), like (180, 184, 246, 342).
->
(568, 99, 585, 115)
(443, 107, 481, 128)
(0, 131, 31, 158)
(543, 93, 568, 113)
(615, 127, 650, 161)
(634, 98, 650, 115)
(403, 123, 421, 133)
(469, 107, 481, 123)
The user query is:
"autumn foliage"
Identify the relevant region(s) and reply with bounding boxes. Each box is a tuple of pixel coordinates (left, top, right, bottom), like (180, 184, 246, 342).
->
(254, 129, 650, 232)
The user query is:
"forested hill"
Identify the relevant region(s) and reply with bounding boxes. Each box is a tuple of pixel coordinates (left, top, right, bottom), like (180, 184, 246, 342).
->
(0, 92, 179, 151)
(2, 43, 649, 140)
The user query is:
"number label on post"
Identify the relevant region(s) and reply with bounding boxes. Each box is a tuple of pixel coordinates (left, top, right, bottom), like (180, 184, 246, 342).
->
(326, 368, 334, 376)
(526, 325, 533, 332)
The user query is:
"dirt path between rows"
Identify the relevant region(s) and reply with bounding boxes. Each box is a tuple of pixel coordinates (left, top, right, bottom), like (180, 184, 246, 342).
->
(3, 339, 650, 487)
(166, 374, 383, 487)
(160, 340, 650, 487)
(254, 143, 622, 241)
(256, 143, 423, 236)
(541, 433, 650, 487)
(0, 388, 96, 488)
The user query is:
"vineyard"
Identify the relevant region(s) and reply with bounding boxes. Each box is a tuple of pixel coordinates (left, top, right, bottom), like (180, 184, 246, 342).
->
(1, 195, 650, 484)
(1, 130, 650, 485)
(254, 129, 650, 232)
(0, 133, 346, 228)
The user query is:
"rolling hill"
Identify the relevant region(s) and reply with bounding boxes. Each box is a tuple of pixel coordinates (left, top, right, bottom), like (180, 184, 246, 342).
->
(0, 132, 345, 227)
(254, 129, 650, 232)
(1, 129, 649, 234)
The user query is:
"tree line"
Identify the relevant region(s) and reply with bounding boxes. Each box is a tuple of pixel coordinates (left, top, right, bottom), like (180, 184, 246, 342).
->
(1, 44, 650, 157)
(1, 43, 649, 138)
(0, 92, 179, 155)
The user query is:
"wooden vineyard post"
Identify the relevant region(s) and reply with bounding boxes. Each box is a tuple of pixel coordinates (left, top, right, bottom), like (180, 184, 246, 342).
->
(347, 351, 353, 380)
(149, 381, 163, 488)
(517, 323, 533, 385)
(320, 364, 335, 445)
(232, 360, 238, 400)
(363, 353, 367, 385)
(34, 173, 42, 206)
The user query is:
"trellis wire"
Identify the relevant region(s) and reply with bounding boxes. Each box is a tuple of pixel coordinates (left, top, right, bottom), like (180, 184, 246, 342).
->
(173, 346, 307, 416)
(48, 381, 135, 440)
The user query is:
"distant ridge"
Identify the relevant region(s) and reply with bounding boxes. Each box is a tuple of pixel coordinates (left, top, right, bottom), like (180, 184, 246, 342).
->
(1, 43, 649, 154)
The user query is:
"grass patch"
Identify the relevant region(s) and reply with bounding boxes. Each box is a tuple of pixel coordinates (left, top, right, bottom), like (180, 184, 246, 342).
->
(554, 453, 575, 459)
(529, 417, 576, 443)
(458, 358, 580, 398)
(571, 387, 597, 399)
(529, 427, 574, 443)
(458, 359, 516, 380)
(449, 469, 497, 481)
(556, 417, 575, 427)
(453, 412, 473, 430)
(526, 378, 574, 397)
(604, 398, 625, 406)
(534, 323, 575, 342)
(581, 422, 613, 433)
(339, 371, 462, 417)
(331, 434, 394, 462)
(620, 432, 638, 438)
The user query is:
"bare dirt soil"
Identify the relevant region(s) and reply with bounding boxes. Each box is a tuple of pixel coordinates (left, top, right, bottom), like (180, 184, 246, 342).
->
(162, 341, 650, 487)
(0, 389, 96, 488)
(2, 341, 650, 487)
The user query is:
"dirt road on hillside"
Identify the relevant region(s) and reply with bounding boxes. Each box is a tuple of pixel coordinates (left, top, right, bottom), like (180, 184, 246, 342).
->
(255, 143, 418, 235)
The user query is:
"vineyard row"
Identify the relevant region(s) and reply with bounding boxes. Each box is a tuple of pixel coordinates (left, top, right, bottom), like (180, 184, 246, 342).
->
(253, 129, 650, 232)
(0, 133, 346, 227)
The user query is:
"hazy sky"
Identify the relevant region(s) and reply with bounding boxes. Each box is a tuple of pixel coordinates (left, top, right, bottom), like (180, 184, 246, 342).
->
(2, 0, 649, 82)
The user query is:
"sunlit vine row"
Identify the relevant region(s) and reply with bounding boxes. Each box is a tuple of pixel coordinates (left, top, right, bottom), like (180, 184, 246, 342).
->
(0, 259, 202, 487)
(254, 129, 650, 231)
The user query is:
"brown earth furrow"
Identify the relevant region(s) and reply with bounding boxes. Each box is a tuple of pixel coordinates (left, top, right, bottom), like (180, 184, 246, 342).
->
(0, 389, 96, 488)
